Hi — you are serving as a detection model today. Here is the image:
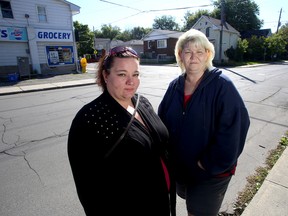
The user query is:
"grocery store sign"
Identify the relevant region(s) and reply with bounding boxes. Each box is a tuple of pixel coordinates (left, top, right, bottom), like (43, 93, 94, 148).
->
(36, 29, 73, 42)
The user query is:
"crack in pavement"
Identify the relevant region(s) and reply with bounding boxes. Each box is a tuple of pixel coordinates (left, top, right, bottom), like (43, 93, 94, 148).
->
(0, 130, 69, 154)
(1, 118, 19, 147)
(3, 150, 44, 186)
(1, 130, 69, 187)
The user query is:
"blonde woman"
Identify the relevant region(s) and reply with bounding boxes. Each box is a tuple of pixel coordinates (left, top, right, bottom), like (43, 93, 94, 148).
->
(158, 29, 250, 216)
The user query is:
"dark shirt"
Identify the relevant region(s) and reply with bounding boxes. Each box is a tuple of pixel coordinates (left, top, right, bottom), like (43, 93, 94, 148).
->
(68, 91, 175, 216)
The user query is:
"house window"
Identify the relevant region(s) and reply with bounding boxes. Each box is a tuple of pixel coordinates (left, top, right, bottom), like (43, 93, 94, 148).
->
(37, 5, 47, 22)
(206, 27, 210, 37)
(148, 41, 153, 49)
(157, 39, 167, 49)
(0, 1, 14, 18)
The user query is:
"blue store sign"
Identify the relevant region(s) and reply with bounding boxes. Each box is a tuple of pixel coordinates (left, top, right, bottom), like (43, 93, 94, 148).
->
(0, 26, 28, 41)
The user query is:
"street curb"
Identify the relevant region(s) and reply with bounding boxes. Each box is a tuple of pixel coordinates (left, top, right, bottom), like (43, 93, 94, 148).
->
(241, 147, 288, 215)
(0, 80, 95, 96)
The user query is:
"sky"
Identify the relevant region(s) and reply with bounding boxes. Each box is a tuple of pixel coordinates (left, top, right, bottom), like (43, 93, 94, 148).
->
(68, 0, 287, 33)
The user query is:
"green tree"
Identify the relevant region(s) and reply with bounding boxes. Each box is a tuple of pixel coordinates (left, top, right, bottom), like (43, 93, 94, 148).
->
(130, 27, 151, 39)
(278, 23, 288, 40)
(236, 38, 249, 61)
(213, 0, 263, 32)
(152, 15, 180, 31)
(265, 33, 287, 60)
(225, 38, 248, 62)
(116, 29, 132, 41)
(182, 9, 211, 31)
(245, 35, 266, 61)
(116, 27, 151, 41)
(73, 21, 94, 57)
(278, 23, 288, 59)
(94, 24, 121, 40)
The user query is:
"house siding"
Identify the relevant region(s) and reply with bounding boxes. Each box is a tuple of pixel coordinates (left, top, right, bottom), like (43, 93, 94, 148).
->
(0, 42, 29, 66)
(0, 0, 79, 77)
(0, 42, 30, 74)
(8, 0, 73, 29)
(192, 16, 240, 62)
(166, 38, 177, 56)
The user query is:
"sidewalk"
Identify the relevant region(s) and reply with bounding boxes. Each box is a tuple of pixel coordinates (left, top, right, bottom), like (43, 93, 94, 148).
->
(0, 76, 95, 95)
(0, 70, 287, 215)
(0, 70, 96, 96)
(241, 146, 288, 216)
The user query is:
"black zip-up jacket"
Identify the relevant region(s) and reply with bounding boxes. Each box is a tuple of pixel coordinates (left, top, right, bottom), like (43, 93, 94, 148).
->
(158, 68, 250, 184)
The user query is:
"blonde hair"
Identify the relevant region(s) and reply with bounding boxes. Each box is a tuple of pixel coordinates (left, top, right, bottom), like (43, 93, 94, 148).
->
(175, 29, 215, 72)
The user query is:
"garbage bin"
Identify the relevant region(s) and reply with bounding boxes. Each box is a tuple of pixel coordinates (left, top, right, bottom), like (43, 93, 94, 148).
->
(17, 56, 30, 78)
(7, 73, 19, 82)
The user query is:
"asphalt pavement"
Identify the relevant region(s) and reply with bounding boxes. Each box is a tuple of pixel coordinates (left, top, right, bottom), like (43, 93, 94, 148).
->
(0, 64, 287, 215)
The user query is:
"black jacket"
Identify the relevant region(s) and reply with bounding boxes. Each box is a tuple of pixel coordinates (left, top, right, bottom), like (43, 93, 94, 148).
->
(68, 91, 176, 216)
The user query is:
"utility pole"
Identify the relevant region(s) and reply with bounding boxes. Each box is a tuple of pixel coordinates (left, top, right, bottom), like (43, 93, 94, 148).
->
(219, 0, 225, 63)
(276, 8, 282, 33)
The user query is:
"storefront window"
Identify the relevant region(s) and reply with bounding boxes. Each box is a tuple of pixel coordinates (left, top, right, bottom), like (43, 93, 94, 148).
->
(46, 46, 74, 66)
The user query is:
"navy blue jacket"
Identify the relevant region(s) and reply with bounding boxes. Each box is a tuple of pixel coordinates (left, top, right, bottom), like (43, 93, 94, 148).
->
(158, 68, 250, 183)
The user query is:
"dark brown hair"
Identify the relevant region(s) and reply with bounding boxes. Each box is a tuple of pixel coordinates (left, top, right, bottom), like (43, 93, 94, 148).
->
(96, 46, 139, 91)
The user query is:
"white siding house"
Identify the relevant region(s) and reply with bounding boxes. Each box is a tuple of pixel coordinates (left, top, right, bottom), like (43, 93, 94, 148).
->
(0, 0, 80, 78)
(192, 15, 240, 62)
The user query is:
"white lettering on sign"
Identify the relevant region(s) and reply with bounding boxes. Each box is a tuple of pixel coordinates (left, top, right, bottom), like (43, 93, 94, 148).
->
(36, 29, 73, 42)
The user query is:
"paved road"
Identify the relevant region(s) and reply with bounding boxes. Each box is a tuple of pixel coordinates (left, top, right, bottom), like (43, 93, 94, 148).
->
(0, 62, 287, 215)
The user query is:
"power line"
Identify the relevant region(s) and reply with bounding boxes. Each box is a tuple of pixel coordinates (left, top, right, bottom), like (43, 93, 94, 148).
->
(106, 12, 144, 25)
(99, 0, 143, 12)
(100, 1, 213, 25)
(101, 0, 212, 13)
(147, 5, 212, 12)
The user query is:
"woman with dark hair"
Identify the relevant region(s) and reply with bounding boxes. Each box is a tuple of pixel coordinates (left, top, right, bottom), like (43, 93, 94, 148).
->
(68, 46, 175, 216)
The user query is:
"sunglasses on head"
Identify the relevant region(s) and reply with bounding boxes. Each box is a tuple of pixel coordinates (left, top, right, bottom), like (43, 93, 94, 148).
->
(109, 46, 138, 57)
(103, 46, 139, 69)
